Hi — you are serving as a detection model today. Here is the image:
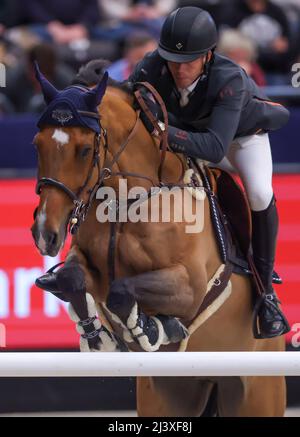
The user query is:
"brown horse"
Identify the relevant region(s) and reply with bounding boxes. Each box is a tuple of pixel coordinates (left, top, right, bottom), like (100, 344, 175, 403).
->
(31, 64, 286, 416)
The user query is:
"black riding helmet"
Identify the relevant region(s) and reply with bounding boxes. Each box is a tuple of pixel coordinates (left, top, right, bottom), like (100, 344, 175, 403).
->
(158, 7, 218, 63)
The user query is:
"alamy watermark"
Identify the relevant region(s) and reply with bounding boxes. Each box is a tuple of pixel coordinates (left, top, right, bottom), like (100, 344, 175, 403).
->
(95, 179, 206, 233)
(291, 323, 300, 348)
(0, 63, 6, 88)
(291, 63, 300, 88)
(0, 323, 6, 348)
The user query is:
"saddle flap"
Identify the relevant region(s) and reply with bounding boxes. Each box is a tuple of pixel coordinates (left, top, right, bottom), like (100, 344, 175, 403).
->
(208, 167, 252, 256)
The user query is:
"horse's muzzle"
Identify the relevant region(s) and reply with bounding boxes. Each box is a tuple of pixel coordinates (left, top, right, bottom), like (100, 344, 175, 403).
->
(31, 220, 64, 257)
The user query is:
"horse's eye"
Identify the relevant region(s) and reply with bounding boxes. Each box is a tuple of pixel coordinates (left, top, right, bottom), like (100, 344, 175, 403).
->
(79, 145, 92, 158)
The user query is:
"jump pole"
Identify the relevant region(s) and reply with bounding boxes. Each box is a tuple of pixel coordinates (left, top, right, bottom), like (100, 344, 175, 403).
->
(0, 352, 300, 377)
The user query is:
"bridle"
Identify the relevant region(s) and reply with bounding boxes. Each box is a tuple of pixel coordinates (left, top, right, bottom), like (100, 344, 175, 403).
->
(35, 105, 143, 235)
(35, 113, 103, 234)
(35, 82, 187, 236)
(33, 82, 215, 287)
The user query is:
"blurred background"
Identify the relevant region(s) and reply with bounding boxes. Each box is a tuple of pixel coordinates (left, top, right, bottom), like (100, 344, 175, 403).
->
(0, 0, 300, 416)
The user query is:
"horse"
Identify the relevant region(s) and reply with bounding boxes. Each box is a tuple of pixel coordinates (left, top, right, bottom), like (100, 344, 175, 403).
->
(31, 61, 286, 417)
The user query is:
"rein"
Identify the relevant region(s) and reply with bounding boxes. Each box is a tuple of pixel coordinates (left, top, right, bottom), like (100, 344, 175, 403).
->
(34, 84, 207, 284)
(134, 81, 170, 182)
(35, 83, 188, 235)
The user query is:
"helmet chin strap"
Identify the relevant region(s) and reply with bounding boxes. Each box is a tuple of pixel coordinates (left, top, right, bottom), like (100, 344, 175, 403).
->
(200, 47, 216, 81)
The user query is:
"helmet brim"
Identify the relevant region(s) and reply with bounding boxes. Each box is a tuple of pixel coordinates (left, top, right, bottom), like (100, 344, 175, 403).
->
(158, 46, 204, 63)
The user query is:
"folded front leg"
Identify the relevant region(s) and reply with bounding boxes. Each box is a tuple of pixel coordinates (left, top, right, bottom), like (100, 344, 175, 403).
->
(105, 265, 194, 351)
(45, 247, 127, 352)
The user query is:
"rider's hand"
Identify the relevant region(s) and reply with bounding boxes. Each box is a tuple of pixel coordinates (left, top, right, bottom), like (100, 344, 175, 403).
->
(140, 110, 156, 135)
(134, 86, 163, 136)
(134, 87, 162, 117)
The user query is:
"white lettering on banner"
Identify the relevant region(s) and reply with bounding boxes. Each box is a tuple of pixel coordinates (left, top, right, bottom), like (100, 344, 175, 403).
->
(291, 63, 300, 88)
(0, 63, 6, 87)
(14, 267, 43, 318)
(43, 256, 68, 317)
(291, 323, 300, 348)
(0, 270, 9, 318)
(0, 255, 68, 319)
(0, 323, 6, 347)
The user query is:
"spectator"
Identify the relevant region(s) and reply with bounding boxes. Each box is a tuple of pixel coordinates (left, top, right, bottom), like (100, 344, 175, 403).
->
(3, 0, 118, 71)
(107, 32, 157, 81)
(177, 0, 227, 28)
(94, 0, 178, 41)
(0, 0, 19, 30)
(220, 0, 295, 83)
(15, 0, 100, 44)
(4, 43, 74, 112)
(0, 92, 14, 114)
(0, 1, 24, 74)
(218, 29, 266, 85)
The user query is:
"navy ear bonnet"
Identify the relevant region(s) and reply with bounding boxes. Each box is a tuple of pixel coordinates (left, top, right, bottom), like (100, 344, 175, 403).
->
(34, 62, 108, 134)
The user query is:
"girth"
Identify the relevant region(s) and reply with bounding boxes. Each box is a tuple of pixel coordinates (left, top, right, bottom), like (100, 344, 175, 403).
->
(189, 160, 235, 321)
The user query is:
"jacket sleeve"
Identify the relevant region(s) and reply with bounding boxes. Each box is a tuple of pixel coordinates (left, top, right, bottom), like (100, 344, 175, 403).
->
(168, 74, 246, 163)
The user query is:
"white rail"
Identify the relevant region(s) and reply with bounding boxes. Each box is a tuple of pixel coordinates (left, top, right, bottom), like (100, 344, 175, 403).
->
(0, 352, 299, 377)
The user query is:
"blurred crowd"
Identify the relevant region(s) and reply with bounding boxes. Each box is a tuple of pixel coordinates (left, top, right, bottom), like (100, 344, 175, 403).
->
(1, 0, 300, 115)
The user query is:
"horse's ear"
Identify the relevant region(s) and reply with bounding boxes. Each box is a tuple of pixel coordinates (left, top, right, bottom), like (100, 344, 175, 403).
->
(34, 61, 58, 104)
(84, 71, 108, 108)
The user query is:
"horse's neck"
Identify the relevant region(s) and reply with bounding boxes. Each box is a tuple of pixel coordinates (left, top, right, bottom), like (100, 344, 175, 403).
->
(99, 91, 222, 282)
(100, 90, 184, 189)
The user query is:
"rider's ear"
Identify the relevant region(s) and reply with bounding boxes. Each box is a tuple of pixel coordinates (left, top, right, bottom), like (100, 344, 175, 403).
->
(84, 71, 109, 109)
(33, 61, 59, 104)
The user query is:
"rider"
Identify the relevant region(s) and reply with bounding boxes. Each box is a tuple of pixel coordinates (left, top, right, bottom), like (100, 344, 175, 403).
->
(128, 6, 290, 339)
(36, 6, 290, 339)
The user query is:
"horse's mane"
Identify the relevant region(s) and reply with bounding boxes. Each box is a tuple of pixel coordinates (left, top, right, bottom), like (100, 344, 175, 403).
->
(72, 59, 133, 96)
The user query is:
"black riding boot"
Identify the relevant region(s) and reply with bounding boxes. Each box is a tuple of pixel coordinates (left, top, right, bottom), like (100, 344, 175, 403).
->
(251, 196, 290, 339)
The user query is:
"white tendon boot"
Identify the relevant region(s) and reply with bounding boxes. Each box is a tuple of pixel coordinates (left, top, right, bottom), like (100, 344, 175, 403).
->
(68, 293, 126, 352)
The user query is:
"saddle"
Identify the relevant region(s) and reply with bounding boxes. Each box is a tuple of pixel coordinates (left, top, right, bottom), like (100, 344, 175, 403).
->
(195, 162, 281, 284)
(206, 166, 252, 272)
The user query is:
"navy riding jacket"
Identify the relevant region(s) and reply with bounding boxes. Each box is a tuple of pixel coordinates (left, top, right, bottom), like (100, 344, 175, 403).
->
(129, 50, 290, 163)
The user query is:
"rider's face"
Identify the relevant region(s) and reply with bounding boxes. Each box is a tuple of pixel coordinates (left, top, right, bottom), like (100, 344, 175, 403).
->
(167, 53, 210, 89)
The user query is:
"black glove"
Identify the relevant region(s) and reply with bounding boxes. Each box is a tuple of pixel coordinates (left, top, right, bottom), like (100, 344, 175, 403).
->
(134, 86, 163, 135)
(140, 111, 156, 135)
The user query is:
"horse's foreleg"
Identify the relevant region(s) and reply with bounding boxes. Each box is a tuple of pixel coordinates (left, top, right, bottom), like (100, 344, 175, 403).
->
(54, 247, 127, 352)
(105, 264, 194, 351)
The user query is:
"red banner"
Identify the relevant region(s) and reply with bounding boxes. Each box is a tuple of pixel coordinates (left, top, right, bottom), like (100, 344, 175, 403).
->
(0, 177, 299, 349)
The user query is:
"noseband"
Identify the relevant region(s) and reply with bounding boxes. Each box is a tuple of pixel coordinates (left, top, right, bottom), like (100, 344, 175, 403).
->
(35, 82, 186, 236)
(35, 107, 142, 235)
(35, 114, 104, 234)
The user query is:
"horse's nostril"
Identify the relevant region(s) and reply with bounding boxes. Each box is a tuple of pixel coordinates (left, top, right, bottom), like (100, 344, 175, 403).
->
(46, 231, 58, 248)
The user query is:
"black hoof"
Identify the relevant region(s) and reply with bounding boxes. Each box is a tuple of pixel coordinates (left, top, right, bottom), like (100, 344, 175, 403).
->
(35, 261, 64, 292)
(35, 272, 60, 292)
(156, 315, 189, 342)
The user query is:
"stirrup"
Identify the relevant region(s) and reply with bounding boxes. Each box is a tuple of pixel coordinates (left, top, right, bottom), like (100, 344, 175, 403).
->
(272, 270, 282, 285)
(252, 292, 290, 339)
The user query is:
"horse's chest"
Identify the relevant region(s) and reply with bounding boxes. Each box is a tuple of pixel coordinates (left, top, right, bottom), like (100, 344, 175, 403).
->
(117, 231, 154, 273)
(117, 223, 185, 275)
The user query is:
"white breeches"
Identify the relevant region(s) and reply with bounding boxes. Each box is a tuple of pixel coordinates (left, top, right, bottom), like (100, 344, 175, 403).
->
(217, 133, 274, 212)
